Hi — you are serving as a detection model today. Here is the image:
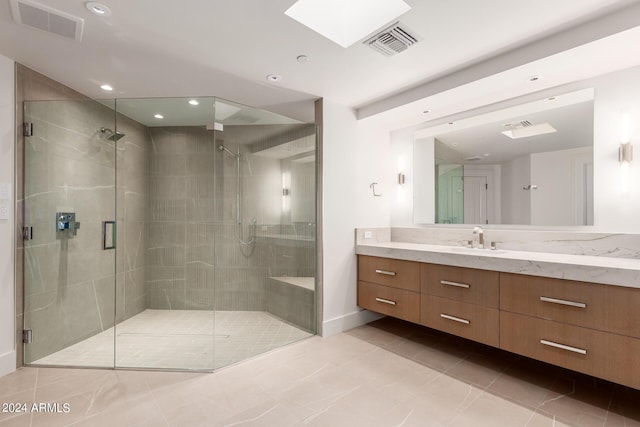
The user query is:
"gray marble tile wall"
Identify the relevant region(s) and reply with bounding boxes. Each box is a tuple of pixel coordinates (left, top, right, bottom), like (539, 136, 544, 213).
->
(21, 99, 148, 363)
(117, 115, 149, 320)
(146, 127, 217, 310)
(213, 140, 278, 311)
(15, 64, 98, 367)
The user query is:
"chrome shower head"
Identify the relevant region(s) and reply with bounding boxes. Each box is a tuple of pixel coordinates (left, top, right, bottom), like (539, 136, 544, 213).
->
(218, 144, 239, 158)
(100, 127, 125, 141)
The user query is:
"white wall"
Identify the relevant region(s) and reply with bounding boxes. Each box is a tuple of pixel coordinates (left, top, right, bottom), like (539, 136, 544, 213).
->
(592, 66, 640, 232)
(0, 54, 15, 377)
(321, 100, 390, 335)
(413, 137, 435, 224)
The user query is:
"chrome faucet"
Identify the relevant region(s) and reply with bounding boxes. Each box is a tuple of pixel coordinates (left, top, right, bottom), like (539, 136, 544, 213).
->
(472, 226, 484, 249)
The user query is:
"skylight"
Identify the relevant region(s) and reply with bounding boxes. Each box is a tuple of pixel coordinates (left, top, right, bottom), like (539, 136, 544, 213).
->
(501, 123, 557, 139)
(284, 0, 411, 48)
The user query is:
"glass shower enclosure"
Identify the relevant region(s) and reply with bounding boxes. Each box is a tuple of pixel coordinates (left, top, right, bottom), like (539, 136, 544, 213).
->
(22, 96, 317, 371)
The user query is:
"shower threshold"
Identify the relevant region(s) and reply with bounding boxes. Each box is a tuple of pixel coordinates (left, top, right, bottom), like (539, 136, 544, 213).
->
(31, 309, 312, 371)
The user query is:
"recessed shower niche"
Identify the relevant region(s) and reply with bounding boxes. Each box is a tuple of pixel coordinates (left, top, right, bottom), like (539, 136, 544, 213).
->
(22, 97, 317, 371)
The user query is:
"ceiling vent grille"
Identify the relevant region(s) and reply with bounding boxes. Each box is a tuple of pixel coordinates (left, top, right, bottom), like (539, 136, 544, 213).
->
(364, 21, 421, 57)
(10, 0, 84, 42)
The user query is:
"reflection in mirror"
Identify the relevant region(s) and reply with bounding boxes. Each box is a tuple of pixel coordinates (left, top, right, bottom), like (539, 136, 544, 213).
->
(417, 88, 594, 226)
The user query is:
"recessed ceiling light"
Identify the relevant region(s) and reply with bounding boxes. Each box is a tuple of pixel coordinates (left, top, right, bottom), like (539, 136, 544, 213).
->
(86, 2, 111, 17)
(100, 84, 113, 91)
(188, 99, 199, 106)
(528, 75, 542, 82)
(266, 74, 282, 82)
(154, 114, 163, 119)
(296, 55, 309, 63)
(285, 0, 411, 48)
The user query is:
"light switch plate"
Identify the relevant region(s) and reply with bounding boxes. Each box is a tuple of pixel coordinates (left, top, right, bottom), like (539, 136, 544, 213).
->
(0, 202, 8, 220)
(0, 182, 10, 200)
(364, 231, 373, 239)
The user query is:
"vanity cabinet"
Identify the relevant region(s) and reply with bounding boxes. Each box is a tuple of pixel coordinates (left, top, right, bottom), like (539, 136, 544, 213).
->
(500, 273, 640, 389)
(420, 263, 500, 346)
(500, 273, 640, 337)
(356, 254, 640, 390)
(357, 256, 420, 323)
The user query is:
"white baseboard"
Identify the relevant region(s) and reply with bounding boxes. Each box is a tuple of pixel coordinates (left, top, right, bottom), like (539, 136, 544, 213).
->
(0, 350, 16, 378)
(321, 309, 384, 337)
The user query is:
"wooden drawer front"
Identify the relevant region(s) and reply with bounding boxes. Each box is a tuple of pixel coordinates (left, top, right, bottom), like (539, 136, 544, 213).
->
(500, 273, 640, 338)
(420, 295, 499, 347)
(358, 256, 420, 292)
(500, 312, 640, 390)
(421, 263, 499, 308)
(358, 281, 420, 323)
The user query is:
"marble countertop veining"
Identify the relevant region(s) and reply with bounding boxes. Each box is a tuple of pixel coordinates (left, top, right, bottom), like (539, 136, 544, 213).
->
(356, 241, 640, 289)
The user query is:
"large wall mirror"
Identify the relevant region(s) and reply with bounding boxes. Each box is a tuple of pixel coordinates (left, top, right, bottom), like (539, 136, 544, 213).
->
(413, 88, 594, 226)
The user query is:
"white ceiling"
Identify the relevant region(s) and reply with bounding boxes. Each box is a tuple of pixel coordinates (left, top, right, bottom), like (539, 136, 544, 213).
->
(432, 91, 594, 165)
(1, 0, 640, 128)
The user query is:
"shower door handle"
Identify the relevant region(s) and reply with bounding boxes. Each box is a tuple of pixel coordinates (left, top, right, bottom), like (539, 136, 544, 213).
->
(103, 221, 116, 250)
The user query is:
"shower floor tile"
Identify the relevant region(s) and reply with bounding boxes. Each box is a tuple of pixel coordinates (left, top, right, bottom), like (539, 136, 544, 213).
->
(32, 310, 312, 370)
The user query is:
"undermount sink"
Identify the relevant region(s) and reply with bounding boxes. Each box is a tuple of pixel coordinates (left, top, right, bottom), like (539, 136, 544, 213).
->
(450, 246, 508, 255)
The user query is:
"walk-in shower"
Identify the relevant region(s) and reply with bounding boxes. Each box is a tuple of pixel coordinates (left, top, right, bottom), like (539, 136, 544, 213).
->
(22, 96, 317, 371)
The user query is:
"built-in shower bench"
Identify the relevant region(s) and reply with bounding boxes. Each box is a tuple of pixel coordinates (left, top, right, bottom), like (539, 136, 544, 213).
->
(267, 276, 315, 332)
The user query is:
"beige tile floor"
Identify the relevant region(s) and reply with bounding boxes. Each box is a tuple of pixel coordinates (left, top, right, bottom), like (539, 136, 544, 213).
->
(2, 317, 639, 427)
(32, 310, 312, 370)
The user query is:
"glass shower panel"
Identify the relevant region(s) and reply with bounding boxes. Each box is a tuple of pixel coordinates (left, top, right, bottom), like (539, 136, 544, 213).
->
(23, 99, 117, 368)
(212, 98, 317, 369)
(112, 97, 217, 371)
(22, 96, 316, 372)
(436, 164, 464, 224)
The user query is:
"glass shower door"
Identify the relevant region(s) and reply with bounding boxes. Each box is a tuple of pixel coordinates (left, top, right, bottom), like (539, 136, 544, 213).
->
(23, 99, 118, 368)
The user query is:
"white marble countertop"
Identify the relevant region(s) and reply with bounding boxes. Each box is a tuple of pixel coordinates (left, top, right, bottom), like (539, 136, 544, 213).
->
(356, 241, 640, 288)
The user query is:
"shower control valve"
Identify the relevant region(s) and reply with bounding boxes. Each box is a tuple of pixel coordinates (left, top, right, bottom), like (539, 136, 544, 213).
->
(56, 212, 81, 236)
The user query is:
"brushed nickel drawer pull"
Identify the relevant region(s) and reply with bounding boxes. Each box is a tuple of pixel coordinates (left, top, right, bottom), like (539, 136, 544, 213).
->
(540, 296, 587, 309)
(540, 339, 587, 355)
(375, 269, 396, 276)
(375, 297, 397, 306)
(440, 314, 470, 324)
(440, 280, 470, 289)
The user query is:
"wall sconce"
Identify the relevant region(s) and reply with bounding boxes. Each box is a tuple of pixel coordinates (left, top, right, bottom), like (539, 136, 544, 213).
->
(619, 113, 633, 195)
(282, 171, 291, 212)
(398, 173, 406, 185)
(620, 113, 633, 163)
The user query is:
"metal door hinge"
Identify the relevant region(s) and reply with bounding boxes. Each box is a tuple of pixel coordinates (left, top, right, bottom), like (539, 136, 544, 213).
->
(23, 122, 33, 137)
(23, 226, 33, 240)
(22, 329, 33, 344)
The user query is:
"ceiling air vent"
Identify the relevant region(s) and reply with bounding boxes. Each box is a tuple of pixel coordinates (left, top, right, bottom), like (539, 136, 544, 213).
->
(364, 21, 421, 57)
(10, 0, 84, 42)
